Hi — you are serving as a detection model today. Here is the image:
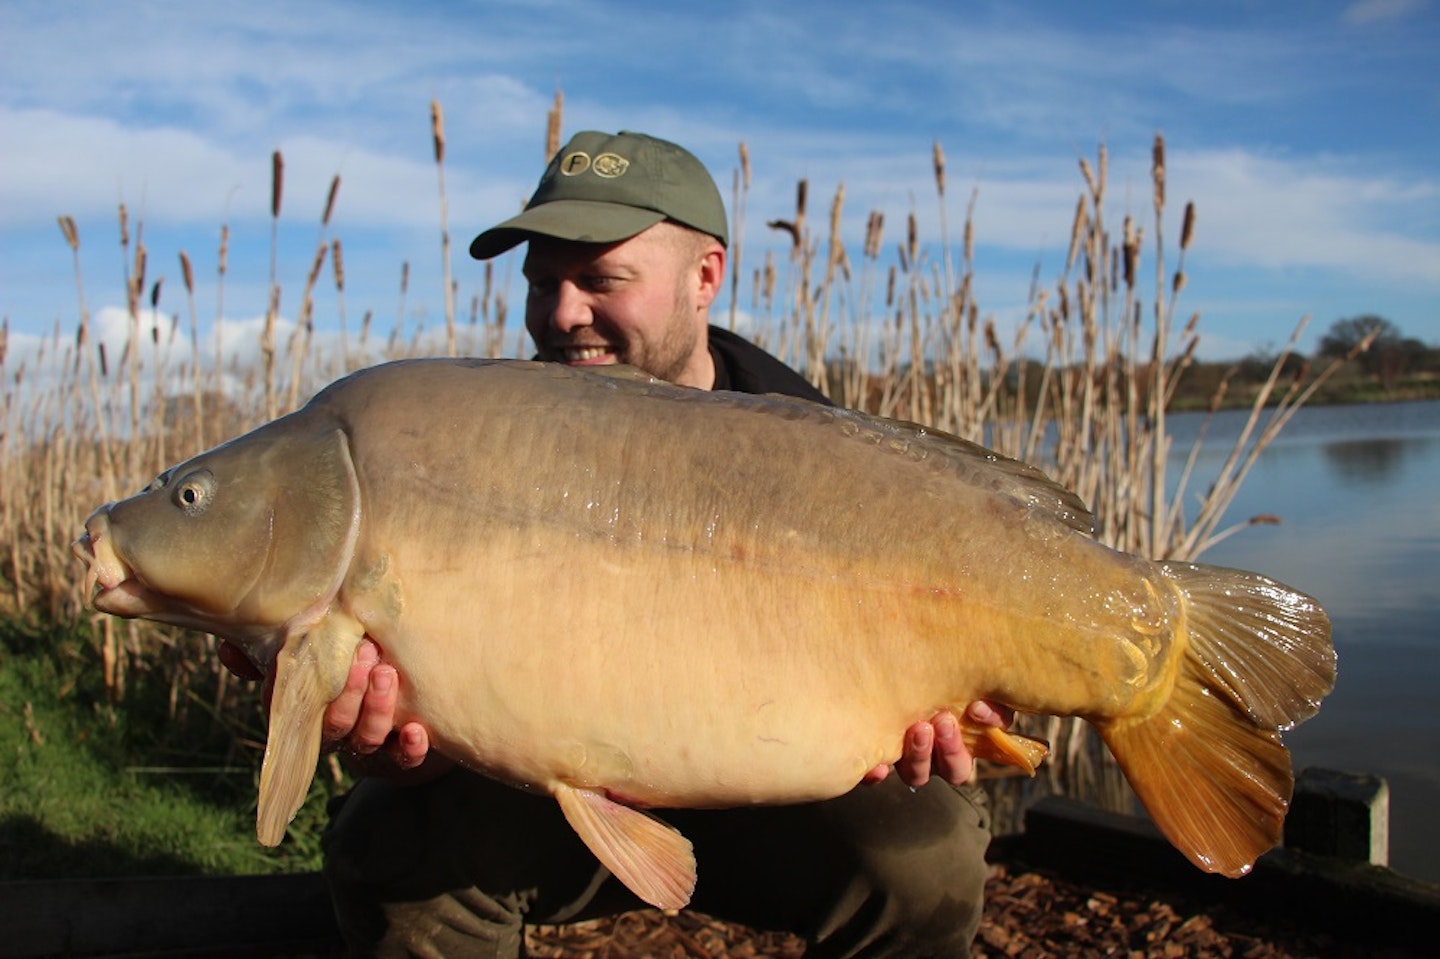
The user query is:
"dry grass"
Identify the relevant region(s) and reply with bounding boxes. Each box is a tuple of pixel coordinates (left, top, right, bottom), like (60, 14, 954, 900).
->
(0, 100, 1350, 827)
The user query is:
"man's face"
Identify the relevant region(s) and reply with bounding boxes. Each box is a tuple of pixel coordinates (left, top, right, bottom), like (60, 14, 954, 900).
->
(522, 222, 721, 389)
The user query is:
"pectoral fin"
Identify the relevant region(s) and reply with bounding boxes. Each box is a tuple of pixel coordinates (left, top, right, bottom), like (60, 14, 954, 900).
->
(256, 617, 362, 846)
(553, 783, 696, 911)
(963, 723, 1049, 776)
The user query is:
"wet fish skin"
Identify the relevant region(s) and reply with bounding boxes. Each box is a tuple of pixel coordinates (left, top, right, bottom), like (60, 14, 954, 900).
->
(72, 358, 1334, 910)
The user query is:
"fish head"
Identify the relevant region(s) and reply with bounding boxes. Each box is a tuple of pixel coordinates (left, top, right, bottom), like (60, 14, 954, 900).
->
(72, 422, 361, 662)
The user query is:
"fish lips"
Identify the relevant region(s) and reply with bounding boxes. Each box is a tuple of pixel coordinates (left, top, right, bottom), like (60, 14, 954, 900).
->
(72, 512, 169, 620)
(89, 575, 169, 619)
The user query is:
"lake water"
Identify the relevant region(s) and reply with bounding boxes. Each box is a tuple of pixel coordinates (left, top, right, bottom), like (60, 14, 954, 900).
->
(1163, 399, 1440, 883)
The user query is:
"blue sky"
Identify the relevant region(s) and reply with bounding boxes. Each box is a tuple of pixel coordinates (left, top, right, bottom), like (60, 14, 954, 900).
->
(2, 0, 1437, 370)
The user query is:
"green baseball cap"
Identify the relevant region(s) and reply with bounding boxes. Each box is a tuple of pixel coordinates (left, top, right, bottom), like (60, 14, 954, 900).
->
(469, 130, 728, 259)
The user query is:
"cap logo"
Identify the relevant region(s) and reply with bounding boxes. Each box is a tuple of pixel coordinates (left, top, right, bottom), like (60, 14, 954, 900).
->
(559, 151, 591, 175)
(592, 153, 630, 178)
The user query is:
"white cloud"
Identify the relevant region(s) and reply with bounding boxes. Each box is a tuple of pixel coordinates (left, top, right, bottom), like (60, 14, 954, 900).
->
(1174, 149, 1440, 283)
(1343, 0, 1429, 25)
(0, 106, 539, 235)
(0, 108, 252, 224)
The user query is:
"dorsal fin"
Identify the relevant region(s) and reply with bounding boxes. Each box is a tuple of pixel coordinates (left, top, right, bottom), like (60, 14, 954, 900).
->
(830, 408, 1095, 535)
(581, 364, 665, 386)
(562, 363, 1096, 535)
(797, 398, 1096, 536)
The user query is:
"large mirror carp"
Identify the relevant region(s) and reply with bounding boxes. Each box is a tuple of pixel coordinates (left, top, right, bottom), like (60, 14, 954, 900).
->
(74, 358, 1334, 910)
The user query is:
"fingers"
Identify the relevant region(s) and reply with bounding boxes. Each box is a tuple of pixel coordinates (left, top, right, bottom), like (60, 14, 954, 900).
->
(966, 700, 1014, 729)
(895, 721, 936, 788)
(390, 722, 431, 770)
(891, 711, 976, 788)
(927, 710, 973, 786)
(322, 642, 437, 775)
(867, 711, 973, 789)
(860, 763, 891, 785)
(340, 722, 445, 781)
(349, 663, 400, 755)
(321, 640, 380, 747)
(929, 701, 1015, 786)
(860, 723, 932, 787)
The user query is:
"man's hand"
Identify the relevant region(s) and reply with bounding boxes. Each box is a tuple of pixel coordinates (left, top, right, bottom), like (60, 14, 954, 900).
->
(863, 701, 1015, 788)
(218, 638, 451, 783)
(321, 638, 452, 781)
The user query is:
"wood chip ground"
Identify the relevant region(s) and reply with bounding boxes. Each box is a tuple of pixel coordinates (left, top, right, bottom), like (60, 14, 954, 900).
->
(524, 862, 1416, 957)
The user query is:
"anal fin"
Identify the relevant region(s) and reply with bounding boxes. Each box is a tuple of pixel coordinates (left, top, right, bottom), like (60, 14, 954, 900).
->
(963, 723, 1049, 776)
(554, 783, 696, 912)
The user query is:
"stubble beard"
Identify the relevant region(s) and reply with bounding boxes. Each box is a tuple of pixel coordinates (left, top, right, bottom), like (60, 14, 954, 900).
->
(619, 285, 703, 385)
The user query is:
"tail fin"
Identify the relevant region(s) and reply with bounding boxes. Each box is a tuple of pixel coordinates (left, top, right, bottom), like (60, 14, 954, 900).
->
(1099, 562, 1334, 877)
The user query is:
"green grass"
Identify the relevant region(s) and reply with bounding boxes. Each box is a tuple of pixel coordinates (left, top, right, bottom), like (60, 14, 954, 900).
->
(0, 618, 343, 879)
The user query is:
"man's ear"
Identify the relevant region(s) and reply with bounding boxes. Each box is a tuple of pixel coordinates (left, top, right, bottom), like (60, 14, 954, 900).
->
(694, 242, 726, 310)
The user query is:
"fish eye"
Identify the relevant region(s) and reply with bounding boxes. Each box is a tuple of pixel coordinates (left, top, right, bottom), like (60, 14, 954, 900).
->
(172, 470, 216, 515)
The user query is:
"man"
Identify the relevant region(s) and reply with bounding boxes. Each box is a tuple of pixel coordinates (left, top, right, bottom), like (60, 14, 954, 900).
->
(315, 131, 1009, 957)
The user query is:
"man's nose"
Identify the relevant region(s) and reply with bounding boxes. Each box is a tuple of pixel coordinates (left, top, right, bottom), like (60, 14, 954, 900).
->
(549, 281, 591, 333)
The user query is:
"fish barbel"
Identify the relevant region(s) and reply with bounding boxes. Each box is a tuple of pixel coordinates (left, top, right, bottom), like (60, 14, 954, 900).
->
(72, 358, 1334, 910)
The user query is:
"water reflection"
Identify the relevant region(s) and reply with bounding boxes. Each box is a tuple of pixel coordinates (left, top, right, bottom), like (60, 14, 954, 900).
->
(1164, 399, 1440, 882)
(1322, 438, 1412, 485)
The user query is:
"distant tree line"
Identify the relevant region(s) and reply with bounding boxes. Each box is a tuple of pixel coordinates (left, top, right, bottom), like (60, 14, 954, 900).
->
(834, 316, 1437, 414)
(1180, 315, 1440, 408)
(1314, 316, 1439, 385)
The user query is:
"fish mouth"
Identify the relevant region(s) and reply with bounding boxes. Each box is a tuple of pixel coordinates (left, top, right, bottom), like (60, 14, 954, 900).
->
(72, 514, 163, 619)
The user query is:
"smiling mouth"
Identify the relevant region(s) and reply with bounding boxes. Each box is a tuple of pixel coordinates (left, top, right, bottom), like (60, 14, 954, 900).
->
(561, 346, 615, 363)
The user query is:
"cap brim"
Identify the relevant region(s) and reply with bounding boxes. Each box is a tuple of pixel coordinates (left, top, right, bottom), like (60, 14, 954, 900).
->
(468, 200, 667, 260)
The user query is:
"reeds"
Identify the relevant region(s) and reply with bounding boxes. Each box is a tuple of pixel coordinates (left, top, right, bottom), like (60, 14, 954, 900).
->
(432, 99, 457, 357)
(1, 107, 1332, 830)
